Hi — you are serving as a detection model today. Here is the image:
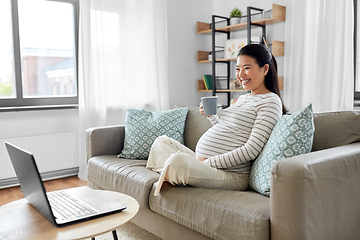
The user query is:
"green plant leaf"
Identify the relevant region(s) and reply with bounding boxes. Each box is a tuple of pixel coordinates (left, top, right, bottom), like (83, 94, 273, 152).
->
(229, 8, 242, 18)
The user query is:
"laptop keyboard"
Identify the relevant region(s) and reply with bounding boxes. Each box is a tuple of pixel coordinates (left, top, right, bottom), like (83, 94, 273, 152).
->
(47, 191, 99, 220)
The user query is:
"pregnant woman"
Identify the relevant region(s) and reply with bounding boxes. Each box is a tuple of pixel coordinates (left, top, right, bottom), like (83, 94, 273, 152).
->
(146, 44, 287, 196)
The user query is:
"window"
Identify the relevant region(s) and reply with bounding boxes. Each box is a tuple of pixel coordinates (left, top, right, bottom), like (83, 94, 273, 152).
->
(0, 0, 78, 111)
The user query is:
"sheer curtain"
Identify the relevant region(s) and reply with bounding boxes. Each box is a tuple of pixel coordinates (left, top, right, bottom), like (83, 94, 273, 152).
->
(284, 0, 354, 113)
(77, 0, 169, 180)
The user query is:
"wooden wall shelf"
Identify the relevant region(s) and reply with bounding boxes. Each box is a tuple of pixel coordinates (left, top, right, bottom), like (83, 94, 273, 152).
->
(197, 77, 283, 92)
(197, 80, 246, 92)
(197, 4, 286, 34)
(271, 40, 285, 56)
(197, 40, 284, 63)
(197, 50, 237, 63)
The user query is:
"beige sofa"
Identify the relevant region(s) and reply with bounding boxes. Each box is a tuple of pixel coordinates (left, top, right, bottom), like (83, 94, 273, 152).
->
(86, 106, 360, 240)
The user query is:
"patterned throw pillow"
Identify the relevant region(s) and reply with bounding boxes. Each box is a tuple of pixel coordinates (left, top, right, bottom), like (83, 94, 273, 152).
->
(249, 104, 315, 197)
(118, 107, 188, 160)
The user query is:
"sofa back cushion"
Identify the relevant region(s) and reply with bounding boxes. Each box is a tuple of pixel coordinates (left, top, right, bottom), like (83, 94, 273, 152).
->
(181, 106, 213, 152)
(312, 111, 360, 151)
(180, 106, 360, 153)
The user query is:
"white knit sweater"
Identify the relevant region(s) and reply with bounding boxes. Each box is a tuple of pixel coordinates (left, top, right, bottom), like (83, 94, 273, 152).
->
(195, 92, 282, 174)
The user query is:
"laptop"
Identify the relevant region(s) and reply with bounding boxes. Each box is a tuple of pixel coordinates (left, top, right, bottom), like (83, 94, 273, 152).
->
(5, 141, 127, 227)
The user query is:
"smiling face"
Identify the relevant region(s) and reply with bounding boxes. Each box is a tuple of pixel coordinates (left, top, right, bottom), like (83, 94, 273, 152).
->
(236, 55, 270, 95)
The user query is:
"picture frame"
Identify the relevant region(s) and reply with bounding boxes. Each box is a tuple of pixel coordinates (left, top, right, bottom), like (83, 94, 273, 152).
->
(224, 36, 261, 59)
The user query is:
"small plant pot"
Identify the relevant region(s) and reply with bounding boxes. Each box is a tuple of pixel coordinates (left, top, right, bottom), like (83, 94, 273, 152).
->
(230, 17, 241, 25)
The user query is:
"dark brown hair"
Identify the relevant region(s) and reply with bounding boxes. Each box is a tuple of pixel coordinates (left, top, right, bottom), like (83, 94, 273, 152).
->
(239, 44, 287, 114)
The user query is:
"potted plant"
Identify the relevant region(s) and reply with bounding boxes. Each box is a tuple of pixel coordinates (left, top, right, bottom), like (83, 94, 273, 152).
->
(229, 8, 242, 25)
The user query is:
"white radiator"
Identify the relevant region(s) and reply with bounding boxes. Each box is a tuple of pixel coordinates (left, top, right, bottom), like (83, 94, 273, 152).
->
(0, 133, 79, 183)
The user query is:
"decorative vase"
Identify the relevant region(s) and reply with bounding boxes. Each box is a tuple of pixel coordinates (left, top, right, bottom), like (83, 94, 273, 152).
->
(230, 17, 241, 25)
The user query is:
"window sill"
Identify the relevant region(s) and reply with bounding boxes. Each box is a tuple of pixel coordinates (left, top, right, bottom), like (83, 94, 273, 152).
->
(0, 104, 78, 112)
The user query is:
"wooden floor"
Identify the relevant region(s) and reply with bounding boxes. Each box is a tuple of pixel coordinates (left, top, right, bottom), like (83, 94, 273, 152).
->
(0, 176, 87, 206)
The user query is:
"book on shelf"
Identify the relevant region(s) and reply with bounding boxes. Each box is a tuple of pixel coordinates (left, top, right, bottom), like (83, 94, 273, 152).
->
(202, 75, 213, 90)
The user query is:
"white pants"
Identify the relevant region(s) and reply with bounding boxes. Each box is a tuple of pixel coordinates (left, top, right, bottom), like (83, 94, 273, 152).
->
(146, 135, 249, 196)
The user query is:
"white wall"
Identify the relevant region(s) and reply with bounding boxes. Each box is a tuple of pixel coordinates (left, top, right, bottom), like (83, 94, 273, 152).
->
(166, 0, 213, 108)
(166, 0, 287, 107)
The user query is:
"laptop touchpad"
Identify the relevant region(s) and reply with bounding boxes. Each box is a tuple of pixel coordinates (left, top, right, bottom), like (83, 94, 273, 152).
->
(83, 196, 125, 212)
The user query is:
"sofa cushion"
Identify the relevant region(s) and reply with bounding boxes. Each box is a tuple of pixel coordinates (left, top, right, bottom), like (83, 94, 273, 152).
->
(176, 105, 213, 151)
(87, 155, 160, 208)
(312, 111, 360, 151)
(249, 104, 315, 197)
(118, 108, 188, 159)
(149, 183, 271, 240)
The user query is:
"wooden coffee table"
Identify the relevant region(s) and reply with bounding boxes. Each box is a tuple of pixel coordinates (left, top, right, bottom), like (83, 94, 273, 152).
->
(0, 190, 139, 240)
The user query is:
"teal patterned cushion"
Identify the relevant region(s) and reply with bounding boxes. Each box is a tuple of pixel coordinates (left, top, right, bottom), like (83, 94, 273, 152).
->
(118, 108, 188, 160)
(249, 104, 315, 197)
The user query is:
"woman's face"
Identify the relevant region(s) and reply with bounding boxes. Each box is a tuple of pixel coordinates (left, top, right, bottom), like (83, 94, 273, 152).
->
(236, 55, 269, 95)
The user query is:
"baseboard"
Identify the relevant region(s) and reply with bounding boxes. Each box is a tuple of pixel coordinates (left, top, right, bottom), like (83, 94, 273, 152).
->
(0, 167, 79, 189)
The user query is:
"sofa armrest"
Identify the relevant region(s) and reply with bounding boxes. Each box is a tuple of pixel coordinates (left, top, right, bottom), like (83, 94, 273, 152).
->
(271, 142, 360, 240)
(86, 125, 125, 161)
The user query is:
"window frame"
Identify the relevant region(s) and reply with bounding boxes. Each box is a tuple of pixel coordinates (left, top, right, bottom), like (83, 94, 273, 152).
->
(0, 0, 79, 112)
(355, 0, 360, 102)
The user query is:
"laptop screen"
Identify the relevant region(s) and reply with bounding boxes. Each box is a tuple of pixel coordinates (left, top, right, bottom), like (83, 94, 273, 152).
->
(5, 142, 56, 226)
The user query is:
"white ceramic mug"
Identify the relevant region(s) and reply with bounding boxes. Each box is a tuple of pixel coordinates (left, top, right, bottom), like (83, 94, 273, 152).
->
(201, 96, 218, 115)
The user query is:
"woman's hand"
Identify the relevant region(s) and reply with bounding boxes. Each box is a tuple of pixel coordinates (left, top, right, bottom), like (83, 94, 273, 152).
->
(199, 102, 205, 116)
(197, 156, 206, 162)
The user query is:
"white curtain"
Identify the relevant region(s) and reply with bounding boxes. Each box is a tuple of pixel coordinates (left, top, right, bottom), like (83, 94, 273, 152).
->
(284, 0, 354, 113)
(77, 0, 169, 180)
